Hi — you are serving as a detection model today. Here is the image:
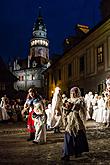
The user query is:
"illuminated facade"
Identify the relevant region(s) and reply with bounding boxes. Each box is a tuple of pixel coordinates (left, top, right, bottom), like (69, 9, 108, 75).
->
(12, 8, 50, 92)
(44, 17, 110, 99)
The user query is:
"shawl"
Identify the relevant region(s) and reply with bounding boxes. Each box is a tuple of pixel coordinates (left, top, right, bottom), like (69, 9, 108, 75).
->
(65, 97, 86, 135)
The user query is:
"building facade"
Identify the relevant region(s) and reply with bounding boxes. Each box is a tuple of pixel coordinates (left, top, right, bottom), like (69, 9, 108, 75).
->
(12, 8, 50, 93)
(0, 56, 17, 98)
(44, 17, 110, 100)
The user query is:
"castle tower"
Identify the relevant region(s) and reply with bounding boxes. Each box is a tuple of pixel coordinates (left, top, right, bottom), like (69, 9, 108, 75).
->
(11, 7, 50, 92)
(29, 7, 49, 67)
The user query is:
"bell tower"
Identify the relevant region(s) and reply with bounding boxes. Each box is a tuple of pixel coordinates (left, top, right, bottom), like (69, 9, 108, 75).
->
(29, 7, 49, 67)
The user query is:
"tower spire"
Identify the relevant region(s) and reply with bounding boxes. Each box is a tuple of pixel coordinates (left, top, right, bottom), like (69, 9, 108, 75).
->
(33, 6, 46, 34)
(29, 7, 49, 65)
(38, 6, 42, 18)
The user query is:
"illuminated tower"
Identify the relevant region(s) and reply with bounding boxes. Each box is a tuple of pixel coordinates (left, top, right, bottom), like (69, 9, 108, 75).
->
(28, 7, 49, 68)
(12, 7, 50, 92)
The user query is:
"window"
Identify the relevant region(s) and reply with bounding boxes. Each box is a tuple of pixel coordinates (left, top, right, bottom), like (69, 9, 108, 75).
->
(80, 56, 84, 72)
(68, 63, 72, 77)
(97, 45, 104, 64)
(32, 61, 37, 67)
(32, 75, 35, 80)
(27, 74, 32, 80)
(19, 75, 24, 81)
(58, 69, 61, 80)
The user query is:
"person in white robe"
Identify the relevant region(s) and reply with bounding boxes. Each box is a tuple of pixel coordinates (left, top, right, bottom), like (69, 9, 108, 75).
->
(84, 92, 93, 120)
(92, 93, 98, 121)
(95, 95, 105, 124)
(0, 96, 10, 121)
(51, 87, 63, 133)
(45, 103, 52, 130)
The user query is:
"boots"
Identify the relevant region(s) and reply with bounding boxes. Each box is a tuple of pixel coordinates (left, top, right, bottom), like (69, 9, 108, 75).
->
(27, 132, 35, 141)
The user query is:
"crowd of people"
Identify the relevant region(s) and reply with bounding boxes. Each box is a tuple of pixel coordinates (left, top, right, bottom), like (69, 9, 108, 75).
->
(21, 86, 89, 161)
(85, 91, 110, 127)
(0, 76, 110, 161)
(0, 95, 23, 123)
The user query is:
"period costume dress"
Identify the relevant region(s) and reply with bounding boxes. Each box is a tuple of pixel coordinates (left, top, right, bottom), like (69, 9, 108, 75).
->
(62, 87, 89, 161)
(25, 98, 36, 133)
(23, 98, 37, 140)
(92, 94, 98, 121)
(45, 103, 52, 130)
(32, 101, 47, 143)
(85, 92, 93, 120)
(51, 87, 63, 133)
(95, 96, 105, 123)
(22, 92, 42, 141)
(0, 96, 10, 121)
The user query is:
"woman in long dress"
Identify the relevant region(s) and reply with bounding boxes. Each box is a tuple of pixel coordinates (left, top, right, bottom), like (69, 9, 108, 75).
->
(0, 95, 10, 121)
(32, 100, 47, 144)
(21, 88, 42, 141)
(61, 87, 89, 161)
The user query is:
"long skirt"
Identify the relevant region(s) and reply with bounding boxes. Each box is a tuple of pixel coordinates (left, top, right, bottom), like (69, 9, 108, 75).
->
(62, 130, 89, 157)
(27, 110, 35, 133)
(1, 107, 10, 121)
(33, 115, 46, 143)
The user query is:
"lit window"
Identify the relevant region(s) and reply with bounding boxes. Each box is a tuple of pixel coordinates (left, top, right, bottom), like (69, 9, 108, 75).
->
(35, 40, 37, 45)
(19, 75, 24, 81)
(32, 75, 35, 80)
(27, 74, 32, 80)
(45, 42, 48, 46)
(42, 41, 45, 45)
(97, 45, 104, 64)
(21, 76, 24, 81)
(32, 61, 37, 67)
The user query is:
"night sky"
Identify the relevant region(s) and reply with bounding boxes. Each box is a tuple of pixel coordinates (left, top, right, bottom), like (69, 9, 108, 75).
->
(0, 0, 101, 63)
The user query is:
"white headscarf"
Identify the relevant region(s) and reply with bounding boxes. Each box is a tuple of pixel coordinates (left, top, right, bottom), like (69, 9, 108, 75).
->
(70, 87, 81, 97)
(51, 87, 62, 121)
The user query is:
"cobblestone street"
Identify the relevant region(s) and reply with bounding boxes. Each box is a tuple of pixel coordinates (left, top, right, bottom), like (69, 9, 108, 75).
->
(0, 121, 110, 165)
